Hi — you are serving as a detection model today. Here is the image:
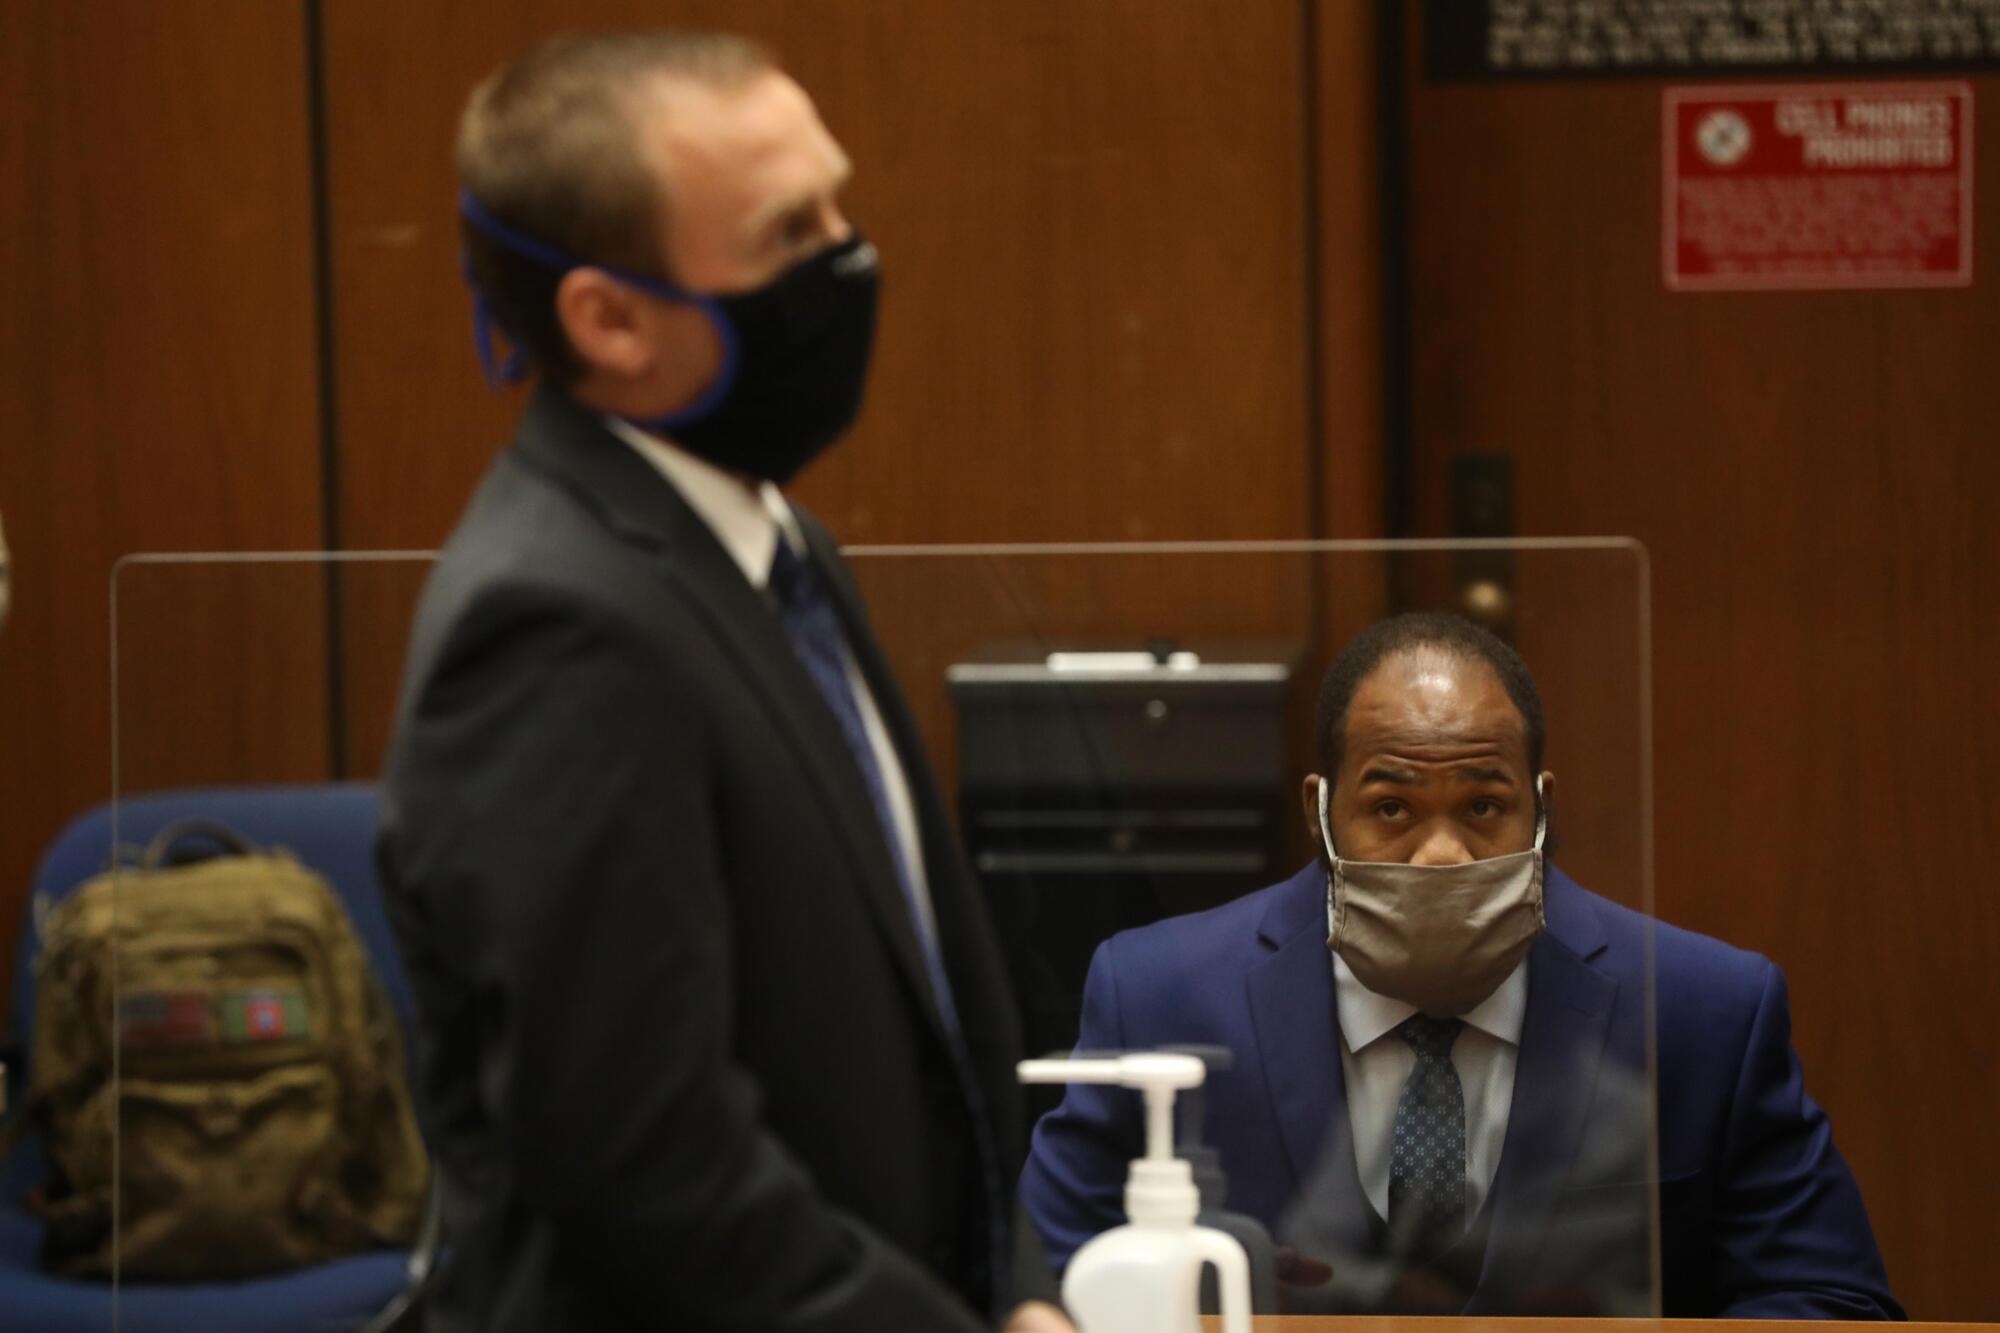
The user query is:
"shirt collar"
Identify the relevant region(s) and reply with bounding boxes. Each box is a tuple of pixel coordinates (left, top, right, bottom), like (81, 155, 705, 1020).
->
(603, 416, 802, 586)
(1331, 950, 1529, 1053)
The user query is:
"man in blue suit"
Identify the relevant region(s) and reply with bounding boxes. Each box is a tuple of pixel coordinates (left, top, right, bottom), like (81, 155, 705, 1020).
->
(1020, 612, 1900, 1318)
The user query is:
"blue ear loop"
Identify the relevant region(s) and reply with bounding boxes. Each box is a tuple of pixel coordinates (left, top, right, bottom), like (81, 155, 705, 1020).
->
(458, 247, 527, 387)
(455, 189, 742, 427)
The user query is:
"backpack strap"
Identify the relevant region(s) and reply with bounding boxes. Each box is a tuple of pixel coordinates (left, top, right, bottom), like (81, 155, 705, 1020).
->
(140, 820, 259, 872)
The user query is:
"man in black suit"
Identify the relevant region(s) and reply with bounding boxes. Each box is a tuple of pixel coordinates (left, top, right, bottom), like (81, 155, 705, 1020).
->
(378, 31, 1068, 1332)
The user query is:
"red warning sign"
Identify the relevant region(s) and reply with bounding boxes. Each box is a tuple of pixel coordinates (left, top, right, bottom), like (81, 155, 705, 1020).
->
(1664, 83, 1973, 291)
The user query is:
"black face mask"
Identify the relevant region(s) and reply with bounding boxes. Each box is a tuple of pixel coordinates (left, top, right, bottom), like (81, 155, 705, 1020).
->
(459, 190, 880, 484)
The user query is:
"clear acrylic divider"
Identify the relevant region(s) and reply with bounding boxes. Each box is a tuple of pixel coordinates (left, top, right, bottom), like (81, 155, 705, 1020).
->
(93, 552, 433, 1330)
(95, 539, 1653, 1323)
(843, 539, 1657, 1317)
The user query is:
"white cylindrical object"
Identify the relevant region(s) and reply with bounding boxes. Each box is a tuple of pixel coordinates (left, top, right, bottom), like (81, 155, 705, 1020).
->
(1123, 1159, 1198, 1229)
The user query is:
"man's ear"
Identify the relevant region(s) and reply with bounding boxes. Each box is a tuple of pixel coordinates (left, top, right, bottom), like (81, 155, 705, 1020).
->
(1299, 773, 1324, 835)
(555, 268, 655, 379)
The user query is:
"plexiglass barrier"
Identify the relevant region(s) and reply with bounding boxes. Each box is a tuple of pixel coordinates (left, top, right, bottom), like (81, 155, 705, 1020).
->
(75, 541, 1653, 1324)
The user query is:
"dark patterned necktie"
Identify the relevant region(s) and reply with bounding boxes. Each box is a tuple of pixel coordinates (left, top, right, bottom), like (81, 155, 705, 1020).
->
(1388, 1013, 1469, 1259)
(766, 539, 1008, 1310)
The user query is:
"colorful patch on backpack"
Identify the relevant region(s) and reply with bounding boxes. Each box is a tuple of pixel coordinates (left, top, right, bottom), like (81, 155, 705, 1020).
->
(220, 988, 310, 1043)
(117, 989, 215, 1049)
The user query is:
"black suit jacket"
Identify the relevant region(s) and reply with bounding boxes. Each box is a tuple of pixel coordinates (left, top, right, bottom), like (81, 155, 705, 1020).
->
(378, 388, 1036, 1331)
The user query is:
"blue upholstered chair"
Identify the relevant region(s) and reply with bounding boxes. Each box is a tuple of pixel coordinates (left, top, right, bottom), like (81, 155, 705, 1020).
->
(0, 785, 428, 1332)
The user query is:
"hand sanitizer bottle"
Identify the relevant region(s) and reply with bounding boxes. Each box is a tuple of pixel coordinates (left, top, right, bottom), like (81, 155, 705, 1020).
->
(1019, 1053, 1252, 1333)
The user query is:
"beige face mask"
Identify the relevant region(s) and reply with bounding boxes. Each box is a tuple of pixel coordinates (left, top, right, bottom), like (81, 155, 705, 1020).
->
(1317, 774, 1546, 1017)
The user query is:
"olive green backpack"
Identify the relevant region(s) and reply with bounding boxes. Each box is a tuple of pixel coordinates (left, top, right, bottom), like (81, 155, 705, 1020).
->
(9, 821, 430, 1280)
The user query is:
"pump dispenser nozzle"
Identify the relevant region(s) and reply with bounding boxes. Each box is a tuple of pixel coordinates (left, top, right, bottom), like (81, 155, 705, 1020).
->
(1022, 1053, 1202, 1162)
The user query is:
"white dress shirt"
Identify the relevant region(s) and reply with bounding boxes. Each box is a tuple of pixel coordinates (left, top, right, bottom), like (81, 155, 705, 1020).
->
(604, 417, 941, 948)
(1329, 942, 1527, 1221)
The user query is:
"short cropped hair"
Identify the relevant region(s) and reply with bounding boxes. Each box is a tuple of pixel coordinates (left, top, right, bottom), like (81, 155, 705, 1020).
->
(1312, 612, 1546, 787)
(456, 30, 775, 383)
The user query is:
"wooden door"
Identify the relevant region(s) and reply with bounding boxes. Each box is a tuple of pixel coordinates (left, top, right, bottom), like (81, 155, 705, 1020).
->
(1402, 8, 2000, 1317)
(0, 1, 332, 987)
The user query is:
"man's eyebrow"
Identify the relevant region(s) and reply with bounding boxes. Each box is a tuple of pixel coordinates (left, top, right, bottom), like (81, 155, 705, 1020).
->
(1457, 766, 1516, 785)
(1358, 766, 1420, 786)
(745, 154, 854, 239)
(744, 191, 809, 239)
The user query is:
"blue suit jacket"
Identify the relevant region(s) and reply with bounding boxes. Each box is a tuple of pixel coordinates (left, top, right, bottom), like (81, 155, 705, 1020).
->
(1020, 863, 1901, 1318)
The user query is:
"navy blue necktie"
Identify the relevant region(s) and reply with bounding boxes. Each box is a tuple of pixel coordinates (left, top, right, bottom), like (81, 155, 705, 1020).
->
(1388, 1014, 1469, 1260)
(766, 539, 1008, 1308)
(767, 540, 960, 1027)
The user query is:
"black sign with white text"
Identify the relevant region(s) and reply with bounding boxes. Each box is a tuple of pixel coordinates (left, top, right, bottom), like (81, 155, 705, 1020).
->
(1427, 0, 2000, 81)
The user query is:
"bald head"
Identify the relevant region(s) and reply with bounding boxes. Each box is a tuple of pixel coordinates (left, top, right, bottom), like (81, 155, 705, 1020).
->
(1312, 612, 1545, 783)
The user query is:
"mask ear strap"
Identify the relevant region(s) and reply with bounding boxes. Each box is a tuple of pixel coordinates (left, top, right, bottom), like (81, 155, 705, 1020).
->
(631, 297, 740, 431)
(459, 188, 588, 272)
(1316, 776, 1339, 861)
(1532, 773, 1548, 852)
(456, 187, 737, 410)
(460, 251, 528, 388)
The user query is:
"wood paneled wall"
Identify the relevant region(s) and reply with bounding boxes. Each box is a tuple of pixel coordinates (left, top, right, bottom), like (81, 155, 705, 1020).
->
(3, 0, 1377, 1000)
(319, 0, 1341, 776)
(8, 1, 1990, 1319)
(0, 1, 331, 983)
(1402, 7, 2000, 1317)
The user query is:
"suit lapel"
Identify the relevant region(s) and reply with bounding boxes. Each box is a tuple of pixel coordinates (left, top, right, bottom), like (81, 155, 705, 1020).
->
(510, 392, 943, 1039)
(1472, 872, 1619, 1305)
(1245, 868, 1377, 1258)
